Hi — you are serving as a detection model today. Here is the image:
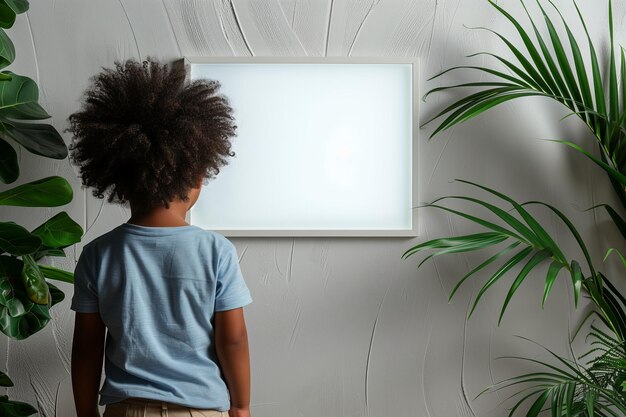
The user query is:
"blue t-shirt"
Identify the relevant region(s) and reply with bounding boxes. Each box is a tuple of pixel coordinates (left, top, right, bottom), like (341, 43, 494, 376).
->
(70, 222, 253, 410)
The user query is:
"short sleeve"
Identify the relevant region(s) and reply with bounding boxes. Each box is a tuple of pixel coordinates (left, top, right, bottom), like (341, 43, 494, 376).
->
(215, 240, 253, 312)
(70, 246, 99, 313)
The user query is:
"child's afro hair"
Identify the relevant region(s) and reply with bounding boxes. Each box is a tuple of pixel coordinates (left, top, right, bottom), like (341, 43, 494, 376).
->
(66, 57, 237, 213)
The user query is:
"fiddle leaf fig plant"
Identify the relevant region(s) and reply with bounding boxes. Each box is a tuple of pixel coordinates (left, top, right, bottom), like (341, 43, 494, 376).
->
(0, 0, 84, 415)
(406, 0, 626, 415)
(0, 369, 39, 417)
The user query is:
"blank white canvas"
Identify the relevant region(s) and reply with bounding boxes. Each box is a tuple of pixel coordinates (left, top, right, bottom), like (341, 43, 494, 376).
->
(188, 60, 415, 236)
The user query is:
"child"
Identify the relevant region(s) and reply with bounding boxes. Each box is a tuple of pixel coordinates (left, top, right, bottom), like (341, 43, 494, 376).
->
(66, 58, 253, 417)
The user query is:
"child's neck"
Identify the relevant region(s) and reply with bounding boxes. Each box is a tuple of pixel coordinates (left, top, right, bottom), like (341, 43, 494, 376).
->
(127, 201, 190, 227)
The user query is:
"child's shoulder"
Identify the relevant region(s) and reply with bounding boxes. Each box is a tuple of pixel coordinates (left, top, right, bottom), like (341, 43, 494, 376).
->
(188, 226, 233, 248)
(81, 224, 232, 253)
(79, 227, 115, 253)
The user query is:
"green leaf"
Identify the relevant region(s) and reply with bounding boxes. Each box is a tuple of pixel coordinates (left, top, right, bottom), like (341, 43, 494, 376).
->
(0, 3, 15, 29)
(21, 254, 47, 305)
(0, 398, 38, 417)
(31, 212, 83, 248)
(424, 87, 523, 135)
(607, 0, 618, 123)
(603, 248, 626, 268)
(38, 264, 73, 284)
(416, 232, 509, 268)
(2, 0, 28, 14)
(33, 246, 65, 261)
(513, 336, 591, 380)
(524, 200, 596, 284)
(0, 256, 25, 317)
(519, 1, 570, 112)
(0, 176, 73, 207)
(466, 52, 538, 88)
(555, 139, 626, 185)
(0, 28, 13, 70)
(46, 281, 64, 306)
(584, 279, 623, 340)
(469, 247, 533, 317)
(1, 120, 67, 159)
(449, 241, 521, 301)
(603, 0, 621, 158)
(0, 72, 50, 120)
(507, 389, 550, 417)
(0, 222, 41, 255)
(565, 381, 575, 416)
(0, 136, 17, 183)
(535, 2, 584, 120)
(488, 0, 558, 96)
(570, 260, 583, 307)
(543, 260, 565, 307)
(586, 389, 597, 417)
(402, 231, 506, 261)
(553, 383, 566, 417)
(437, 91, 546, 135)
(621, 47, 626, 125)
(457, 179, 567, 263)
(0, 100, 49, 120)
(0, 256, 51, 340)
(0, 254, 20, 277)
(427, 203, 531, 244)
(595, 274, 626, 342)
(594, 204, 626, 240)
(0, 278, 25, 318)
(527, 390, 550, 417)
(468, 21, 548, 92)
(499, 249, 552, 325)
(0, 302, 49, 339)
(422, 82, 522, 101)
(0, 370, 12, 387)
(545, 0, 596, 129)
(425, 64, 529, 86)
(573, 0, 606, 137)
(432, 195, 538, 246)
(600, 272, 626, 322)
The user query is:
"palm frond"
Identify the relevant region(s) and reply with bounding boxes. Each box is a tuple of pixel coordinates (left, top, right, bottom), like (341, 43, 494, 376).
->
(403, 181, 579, 321)
(486, 336, 626, 416)
(423, 0, 626, 213)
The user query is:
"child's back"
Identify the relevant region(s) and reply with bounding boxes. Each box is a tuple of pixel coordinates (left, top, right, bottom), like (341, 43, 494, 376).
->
(72, 223, 251, 409)
(66, 57, 252, 417)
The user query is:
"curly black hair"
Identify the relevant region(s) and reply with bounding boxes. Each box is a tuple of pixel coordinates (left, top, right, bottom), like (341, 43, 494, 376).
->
(66, 57, 237, 213)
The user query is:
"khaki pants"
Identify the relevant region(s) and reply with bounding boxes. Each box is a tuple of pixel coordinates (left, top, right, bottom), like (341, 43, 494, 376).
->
(102, 397, 228, 417)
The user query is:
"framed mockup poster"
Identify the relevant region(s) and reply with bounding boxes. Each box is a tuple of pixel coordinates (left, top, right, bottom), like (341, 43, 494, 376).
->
(185, 56, 418, 237)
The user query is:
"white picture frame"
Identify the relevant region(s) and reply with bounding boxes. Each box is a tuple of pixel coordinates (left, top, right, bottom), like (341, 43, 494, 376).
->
(184, 56, 419, 237)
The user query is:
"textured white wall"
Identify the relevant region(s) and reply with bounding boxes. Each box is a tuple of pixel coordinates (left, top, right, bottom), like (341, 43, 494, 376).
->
(2, 0, 623, 416)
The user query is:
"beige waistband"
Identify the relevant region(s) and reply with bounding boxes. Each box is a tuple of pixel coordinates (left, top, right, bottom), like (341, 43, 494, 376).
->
(116, 397, 221, 411)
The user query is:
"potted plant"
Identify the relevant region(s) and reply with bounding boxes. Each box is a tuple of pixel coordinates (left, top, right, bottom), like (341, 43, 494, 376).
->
(0, 1, 83, 415)
(404, 0, 626, 414)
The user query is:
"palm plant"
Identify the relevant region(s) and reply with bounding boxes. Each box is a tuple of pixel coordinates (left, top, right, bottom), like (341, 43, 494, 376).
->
(404, 180, 626, 415)
(423, 0, 626, 213)
(405, 0, 626, 415)
(0, 1, 83, 415)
